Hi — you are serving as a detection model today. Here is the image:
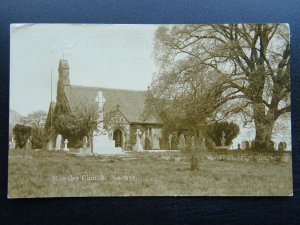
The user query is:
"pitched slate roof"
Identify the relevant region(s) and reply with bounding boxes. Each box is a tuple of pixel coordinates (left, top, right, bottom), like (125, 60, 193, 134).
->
(63, 85, 162, 124)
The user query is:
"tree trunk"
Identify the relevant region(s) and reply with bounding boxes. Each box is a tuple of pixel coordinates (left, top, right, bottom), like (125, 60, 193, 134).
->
(252, 103, 275, 151)
(190, 151, 199, 171)
(89, 131, 93, 154)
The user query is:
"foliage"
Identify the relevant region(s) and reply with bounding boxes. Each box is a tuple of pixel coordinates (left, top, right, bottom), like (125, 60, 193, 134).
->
(52, 98, 108, 149)
(153, 24, 290, 150)
(12, 124, 31, 149)
(207, 121, 240, 146)
(31, 126, 46, 149)
(54, 114, 88, 148)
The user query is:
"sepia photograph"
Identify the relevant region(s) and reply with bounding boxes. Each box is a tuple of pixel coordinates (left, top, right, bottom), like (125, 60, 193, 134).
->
(8, 24, 292, 197)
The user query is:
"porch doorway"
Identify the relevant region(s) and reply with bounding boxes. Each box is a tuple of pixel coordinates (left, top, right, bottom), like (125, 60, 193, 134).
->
(113, 129, 123, 148)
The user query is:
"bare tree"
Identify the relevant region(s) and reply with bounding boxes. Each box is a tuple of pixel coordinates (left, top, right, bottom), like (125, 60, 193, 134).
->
(21, 110, 47, 127)
(154, 24, 290, 150)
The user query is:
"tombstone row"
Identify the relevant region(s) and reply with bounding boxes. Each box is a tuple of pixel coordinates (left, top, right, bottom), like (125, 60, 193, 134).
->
(237, 140, 287, 151)
(9, 137, 32, 150)
(48, 134, 69, 152)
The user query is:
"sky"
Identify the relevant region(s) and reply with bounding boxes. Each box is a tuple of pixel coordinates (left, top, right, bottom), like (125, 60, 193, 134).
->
(10, 24, 158, 116)
(10, 24, 291, 149)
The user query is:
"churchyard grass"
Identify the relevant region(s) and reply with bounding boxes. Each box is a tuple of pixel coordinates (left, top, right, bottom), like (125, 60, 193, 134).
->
(8, 149, 292, 197)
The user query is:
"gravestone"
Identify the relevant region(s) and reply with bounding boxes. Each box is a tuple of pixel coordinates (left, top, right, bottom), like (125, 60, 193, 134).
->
(168, 134, 173, 150)
(245, 141, 250, 150)
(141, 132, 146, 148)
(134, 129, 143, 152)
(278, 142, 284, 151)
(63, 139, 69, 152)
(26, 139, 32, 149)
(82, 137, 92, 154)
(48, 140, 53, 150)
(152, 131, 160, 150)
(241, 141, 246, 150)
(282, 141, 287, 151)
(83, 136, 88, 148)
(178, 134, 185, 150)
(221, 131, 226, 146)
(10, 137, 16, 150)
(55, 134, 62, 151)
(171, 134, 178, 150)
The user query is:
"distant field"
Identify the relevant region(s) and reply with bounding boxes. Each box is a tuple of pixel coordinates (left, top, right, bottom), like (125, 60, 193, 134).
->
(7, 149, 293, 197)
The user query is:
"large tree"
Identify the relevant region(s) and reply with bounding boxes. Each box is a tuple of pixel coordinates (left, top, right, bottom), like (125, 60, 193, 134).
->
(153, 24, 290, 150)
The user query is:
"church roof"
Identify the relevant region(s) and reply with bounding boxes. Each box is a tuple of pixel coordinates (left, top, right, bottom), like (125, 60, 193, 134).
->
(63, 85, 162, 124)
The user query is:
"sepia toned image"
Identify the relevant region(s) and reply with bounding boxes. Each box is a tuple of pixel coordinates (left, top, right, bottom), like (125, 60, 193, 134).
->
(8, 24, 292, 197)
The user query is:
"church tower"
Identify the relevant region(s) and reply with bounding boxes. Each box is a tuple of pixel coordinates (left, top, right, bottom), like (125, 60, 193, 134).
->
(55, 59, 71, 114)
(58, 59, 70, 86)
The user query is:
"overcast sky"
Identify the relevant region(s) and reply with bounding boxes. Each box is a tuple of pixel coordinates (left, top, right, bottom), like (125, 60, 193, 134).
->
(10, 24, 158, 116)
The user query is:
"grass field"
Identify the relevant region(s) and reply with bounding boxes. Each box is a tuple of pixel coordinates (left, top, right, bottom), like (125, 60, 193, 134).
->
(8, 149, 293, 197)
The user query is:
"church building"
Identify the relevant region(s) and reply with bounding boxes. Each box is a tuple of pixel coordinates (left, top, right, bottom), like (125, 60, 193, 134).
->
(45, 59, 163, 150)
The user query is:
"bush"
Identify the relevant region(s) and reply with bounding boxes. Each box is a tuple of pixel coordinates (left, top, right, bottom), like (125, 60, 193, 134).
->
(31, 127, 45, 149)
(54, 114, 88, 148)
(13, 124, 31, 149)
(207, 121, 239, 146)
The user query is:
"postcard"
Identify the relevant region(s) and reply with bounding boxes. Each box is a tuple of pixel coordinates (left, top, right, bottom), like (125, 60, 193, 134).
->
(8, 24, 292, 197)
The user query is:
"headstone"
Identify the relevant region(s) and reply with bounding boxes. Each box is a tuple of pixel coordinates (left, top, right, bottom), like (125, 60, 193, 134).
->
(48, 140, 53, 150)
(83, 136, 88, 148)
(26, 139, 31, 149)
(282, 141, 287, 151)
(178, 134, 185, 150)
(168, 134, 173, 150)
(141, 132, 146, 148)
(241, 141, 246, 150)
(221, 131, 226, 146)
(278, 142, 284, 151)
(245, 141, 250, 150)
(12, 137, 16, 149)
(55, 134, 62, 151)
(152, 133, 160, 150)
(63, 139, 69, 152)
(134, 129, 143, 152)
(171, 134, 178, 150)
